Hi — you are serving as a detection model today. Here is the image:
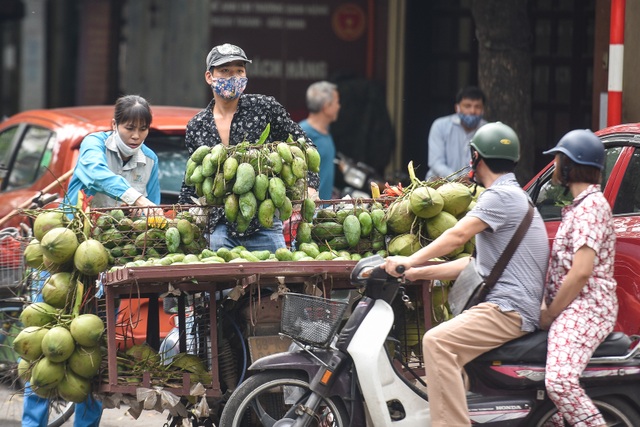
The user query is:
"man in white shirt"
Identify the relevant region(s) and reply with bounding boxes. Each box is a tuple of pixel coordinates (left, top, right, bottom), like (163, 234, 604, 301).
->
(426, 86, 487, 180)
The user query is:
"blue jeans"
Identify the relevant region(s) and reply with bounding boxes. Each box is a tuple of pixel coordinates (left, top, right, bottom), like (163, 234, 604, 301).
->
(22, 272, 103, 427)
(209, 220, 286, 252)
(22, 385, 102, 427)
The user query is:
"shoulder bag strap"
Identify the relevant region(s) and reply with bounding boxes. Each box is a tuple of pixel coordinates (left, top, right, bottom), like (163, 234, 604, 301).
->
(483, 201, 535, 290)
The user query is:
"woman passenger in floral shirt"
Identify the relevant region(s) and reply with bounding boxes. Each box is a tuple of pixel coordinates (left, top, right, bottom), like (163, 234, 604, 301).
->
(540, 129, 617, 427)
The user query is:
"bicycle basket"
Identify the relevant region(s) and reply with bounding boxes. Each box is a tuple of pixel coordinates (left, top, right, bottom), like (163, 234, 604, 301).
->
(0, 228, 29, 295)
(281, 293, 348, 347)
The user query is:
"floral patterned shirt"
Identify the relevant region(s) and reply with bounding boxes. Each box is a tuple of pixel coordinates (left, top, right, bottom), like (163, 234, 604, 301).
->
(546, 185, 617, 318)
(179, 95, 319, 237)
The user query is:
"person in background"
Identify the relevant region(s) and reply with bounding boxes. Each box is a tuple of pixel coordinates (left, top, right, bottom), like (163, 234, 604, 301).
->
(384, 122, 549, 427)
(540, 129, 617, 427)
(299, 81, 340, 201)
(23, 95, 160, 427)
(178, 43, 319, 252)
(426, 86, 487, 180)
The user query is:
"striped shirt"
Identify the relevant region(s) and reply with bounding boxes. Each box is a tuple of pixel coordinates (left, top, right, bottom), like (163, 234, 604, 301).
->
(466, 173, 550, 331)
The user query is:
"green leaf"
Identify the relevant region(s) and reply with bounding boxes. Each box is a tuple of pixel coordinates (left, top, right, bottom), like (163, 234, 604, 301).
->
(257, 123, 271, 145)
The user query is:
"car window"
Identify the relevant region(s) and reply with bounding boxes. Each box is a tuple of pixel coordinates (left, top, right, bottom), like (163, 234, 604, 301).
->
(532, 146, 623, 221)
(0, 126, 19, 169)
(144, 133, 188, 203)
(0, 126, 20, 189)
(5, 126, 56, 191)
(612, 147, 640, 215)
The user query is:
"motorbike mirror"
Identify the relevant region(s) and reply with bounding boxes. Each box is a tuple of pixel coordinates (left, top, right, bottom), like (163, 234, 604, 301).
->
(350, 255, 385, 282)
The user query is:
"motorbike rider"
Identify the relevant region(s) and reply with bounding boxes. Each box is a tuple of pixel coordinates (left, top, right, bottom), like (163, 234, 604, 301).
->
(384, 122, 549, 427)
(540, 129, 617, 427)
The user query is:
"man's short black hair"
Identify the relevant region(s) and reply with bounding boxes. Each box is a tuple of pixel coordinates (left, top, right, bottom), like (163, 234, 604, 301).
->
(456, 86, 486, 104)
(482, 157, 517, 174)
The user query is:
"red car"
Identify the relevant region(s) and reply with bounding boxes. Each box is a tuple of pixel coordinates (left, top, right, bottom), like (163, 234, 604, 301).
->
(525, 123, 640, 336)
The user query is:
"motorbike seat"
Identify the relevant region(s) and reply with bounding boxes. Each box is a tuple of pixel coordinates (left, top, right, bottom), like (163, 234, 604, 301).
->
(475, 330, 631, 363)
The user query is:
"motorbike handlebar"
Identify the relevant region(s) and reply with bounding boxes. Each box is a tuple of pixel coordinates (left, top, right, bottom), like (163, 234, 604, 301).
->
(396, 265, 405, 274)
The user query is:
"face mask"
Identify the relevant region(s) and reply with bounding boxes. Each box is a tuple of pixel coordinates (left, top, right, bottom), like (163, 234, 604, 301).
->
(211, 76, 248, 100)
(458, 113, 483, 129)
(114, 129, 141, 158)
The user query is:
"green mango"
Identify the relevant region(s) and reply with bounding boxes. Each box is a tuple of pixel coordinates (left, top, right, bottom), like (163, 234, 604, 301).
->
(358, 211, 373, 237)
(280, 164, 296, 187)
(268, 151, 283, 174)
(184, 159, 197, 186)
(224, 194, 239, 223)
(223, 156, 239, 181)
(306, 146, 321, 173)
(296, 222, 312, 244)
(268, 177, 286, 208)
(253, 173, 269, 201)
(291, 156, 307, 179)
(277, 142, 293, 164)
(213, 173, 228, 198)
(239, 191, 258, 220)
(278, 196, 293, 221)
(343, 215, 362, 248)
(201, 153, 215, 177)
(190, 145, 210, 164)
(258, 199, 275, 228)
(232, 163, 256, 195)
(190, 165, 204, 184)
(302, 198, 316, 223)
(299, 243, 320, 259)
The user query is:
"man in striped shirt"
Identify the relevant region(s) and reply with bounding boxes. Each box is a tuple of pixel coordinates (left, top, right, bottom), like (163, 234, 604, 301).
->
(384, 122, 549, 427)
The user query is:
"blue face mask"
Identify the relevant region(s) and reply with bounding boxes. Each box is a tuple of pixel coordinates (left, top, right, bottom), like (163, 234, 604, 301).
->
(458, 113, 483, 129)
(211, 76, 248, 100)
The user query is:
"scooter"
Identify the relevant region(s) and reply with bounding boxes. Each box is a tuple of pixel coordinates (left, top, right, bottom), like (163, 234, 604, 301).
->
(219, 255, 640, 426)
(334, 152, 385, 199)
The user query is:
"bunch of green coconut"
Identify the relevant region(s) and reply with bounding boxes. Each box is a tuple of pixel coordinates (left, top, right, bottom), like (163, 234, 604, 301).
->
(184, 125, 320, 233)
(384, 162, 484, 259)
(23, 209, 111, 277)
(12, 208, 109, 402)
(91, 207, 208, 266)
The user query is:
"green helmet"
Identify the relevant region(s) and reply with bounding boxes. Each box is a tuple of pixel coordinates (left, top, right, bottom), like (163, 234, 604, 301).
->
(469, 122, 520, 162)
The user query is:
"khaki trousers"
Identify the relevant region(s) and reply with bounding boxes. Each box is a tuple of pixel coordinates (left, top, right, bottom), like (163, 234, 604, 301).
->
(423, 302, 527, 427)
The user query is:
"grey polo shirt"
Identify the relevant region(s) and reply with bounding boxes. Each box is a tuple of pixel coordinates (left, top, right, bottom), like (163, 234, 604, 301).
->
(465, 173, 550, 331)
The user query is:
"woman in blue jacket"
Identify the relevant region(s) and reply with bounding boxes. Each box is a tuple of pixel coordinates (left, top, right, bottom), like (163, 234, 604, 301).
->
(23, 95, 160, 427)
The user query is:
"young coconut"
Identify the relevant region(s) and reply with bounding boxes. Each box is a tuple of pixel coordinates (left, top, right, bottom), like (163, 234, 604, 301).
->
(57, 370, 91, 403)
(33, 211, 67, 241)
(437, 182, 473, 217)
(13, 326, 49, 361)
(42, 272, 77, 309)
(41, 326, 76, 363)
(73, 239, 109, 276)
(70, 314, 105, 347)
(30, 357, 65, 397)
(19, 302, 58, 327)
(68, 345, 102, 379)
(39, 227, 79, 265)
(23, 239, 44, 269)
